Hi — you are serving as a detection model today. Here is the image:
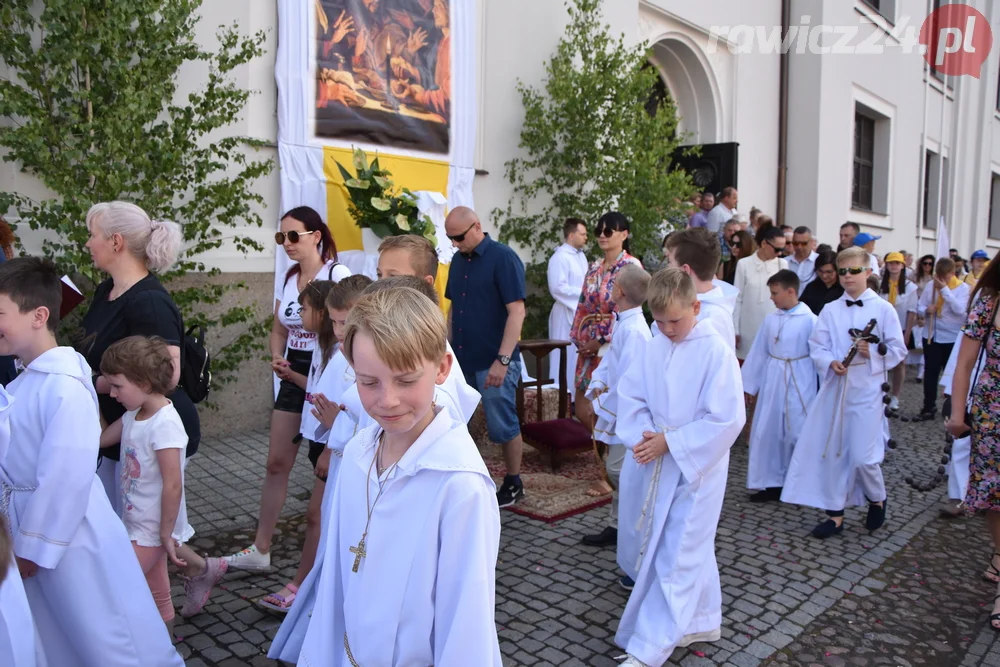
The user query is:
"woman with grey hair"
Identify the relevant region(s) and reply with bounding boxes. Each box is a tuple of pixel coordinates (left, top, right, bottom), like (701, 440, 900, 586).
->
(78, 201, 226, 617)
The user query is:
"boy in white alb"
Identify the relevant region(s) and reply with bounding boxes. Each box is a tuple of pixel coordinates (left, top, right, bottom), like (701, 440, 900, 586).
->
(0, 257, 182, 667)
(741, 269, 818, 503)
(615, 269, 746, 665)
(580, 265, 652, 554)
(782, 247, 907, 538)
(657, 228, 737, 348)
(299, 286, 501, 665)
(0, 385, 46, 667)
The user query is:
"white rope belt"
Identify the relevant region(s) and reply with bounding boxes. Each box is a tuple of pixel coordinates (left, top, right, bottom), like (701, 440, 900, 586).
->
(0, 479, 35, 529)
(769, 353, 810, 433)
(344, 633, 430, 667)
(634, 426, 675, 574)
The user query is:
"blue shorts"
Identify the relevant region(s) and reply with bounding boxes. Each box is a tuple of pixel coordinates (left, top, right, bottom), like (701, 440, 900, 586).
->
(466, 360, 522, 444)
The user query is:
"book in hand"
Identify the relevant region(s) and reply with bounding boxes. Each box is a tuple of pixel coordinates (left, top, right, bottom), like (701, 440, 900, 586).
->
(60, 276, 85, 318)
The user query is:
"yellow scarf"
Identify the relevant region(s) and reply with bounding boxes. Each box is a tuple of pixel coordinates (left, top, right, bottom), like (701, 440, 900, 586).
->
(935, 276, 963, 315)
(965, 269, 983, 287)
(887, 281, 899, 305)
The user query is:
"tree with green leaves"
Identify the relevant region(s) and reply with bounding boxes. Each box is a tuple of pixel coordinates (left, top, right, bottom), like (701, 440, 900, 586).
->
(0, 0, 273, 390)
(492, 0, 693, 338)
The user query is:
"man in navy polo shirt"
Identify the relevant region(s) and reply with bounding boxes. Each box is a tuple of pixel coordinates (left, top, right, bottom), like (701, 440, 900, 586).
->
(445, 207, 528, 508)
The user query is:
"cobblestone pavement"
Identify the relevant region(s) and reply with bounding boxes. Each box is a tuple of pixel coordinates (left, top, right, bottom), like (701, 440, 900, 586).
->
(174, 379, 1000, 666)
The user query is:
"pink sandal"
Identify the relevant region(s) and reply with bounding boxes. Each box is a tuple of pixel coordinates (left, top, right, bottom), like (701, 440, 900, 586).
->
(259, 583, 299, 613)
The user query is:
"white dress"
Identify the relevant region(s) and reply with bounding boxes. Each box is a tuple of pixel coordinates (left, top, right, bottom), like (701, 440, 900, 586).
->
(733, 253, 789, 359)
(586, 307, 652, 445)
(741, 303, 819, 490)
(614, 323, 746, 664)
(0, 386, 46, 667)
(298, 410, 503, 666)
(781, 291, 907, 511)
(547, 243, 588, 390)
(0, 347, 182, 667)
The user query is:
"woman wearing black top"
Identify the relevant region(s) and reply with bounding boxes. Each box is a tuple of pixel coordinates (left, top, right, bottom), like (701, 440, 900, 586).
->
(800, 251, 844, 315)
(78, 201, 225, 616)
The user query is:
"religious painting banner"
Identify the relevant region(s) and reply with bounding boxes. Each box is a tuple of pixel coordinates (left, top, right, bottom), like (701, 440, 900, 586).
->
(315, 0, 451, 154)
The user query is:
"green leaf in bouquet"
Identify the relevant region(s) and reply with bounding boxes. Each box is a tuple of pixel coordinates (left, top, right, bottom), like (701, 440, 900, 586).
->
(373, 175, 392, 189)
(352, 148, 368, 171)
(335, 160, 354, 183)
(371, 222, 393, 238)
(424, 230, 438, 246)
(370, 197, 391, 211)
(395, 214, 411, 231)
(346, 178, 370, 189)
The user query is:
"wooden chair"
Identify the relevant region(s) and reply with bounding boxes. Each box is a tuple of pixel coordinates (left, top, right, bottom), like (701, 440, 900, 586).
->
(517, 339, 594, 471)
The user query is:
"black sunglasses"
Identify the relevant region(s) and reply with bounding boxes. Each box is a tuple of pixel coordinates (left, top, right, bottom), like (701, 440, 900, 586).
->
(596, 226, 623, 238)
(447, 221, 477, 242)
(921, 261, 934, 266)
(837, 267, 866, 276)
(275, 230, 318, 244)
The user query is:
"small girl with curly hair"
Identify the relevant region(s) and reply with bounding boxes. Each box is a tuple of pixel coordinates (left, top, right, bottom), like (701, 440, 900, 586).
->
(100, 335, 224, 633)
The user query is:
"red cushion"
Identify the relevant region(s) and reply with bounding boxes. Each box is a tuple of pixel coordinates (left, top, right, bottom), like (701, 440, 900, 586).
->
(522, 418, 592, 452)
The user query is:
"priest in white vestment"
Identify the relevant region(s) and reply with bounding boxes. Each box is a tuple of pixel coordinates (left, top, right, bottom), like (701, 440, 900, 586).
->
(1, 347, 182, 667)
(547, 220, 589, 389)
(740, 271, 818, 502)
(614, 269, 745, 666)
(782, 249, 906, 538)
(733, 226, 789, 359)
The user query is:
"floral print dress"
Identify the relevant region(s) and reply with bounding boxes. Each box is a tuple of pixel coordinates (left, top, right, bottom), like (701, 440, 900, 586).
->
(963, 293, 1000, 513)
(570, 250, 642, 392)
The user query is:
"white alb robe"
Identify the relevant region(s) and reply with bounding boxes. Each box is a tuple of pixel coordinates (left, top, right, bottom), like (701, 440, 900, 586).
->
(940, 336, 981, 501)
(781, 291, 907, 511)
(298, 410, 502, 666)
(733, 253, 789, 359)
(586, 307, 652, 445)
(0, 348, 181, 667)
(547, 243, 588, 389)
(651, 285, 737, 350)
(0, 386, 46, 667)
(741, 303, 819, 490)
(614, 323, 746, 663)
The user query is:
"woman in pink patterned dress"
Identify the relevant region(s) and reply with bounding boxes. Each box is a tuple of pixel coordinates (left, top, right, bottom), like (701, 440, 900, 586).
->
(570, 212, 642, 435)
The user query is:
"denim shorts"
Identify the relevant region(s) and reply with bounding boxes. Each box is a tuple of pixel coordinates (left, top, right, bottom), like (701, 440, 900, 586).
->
(466, 360, 522, 444)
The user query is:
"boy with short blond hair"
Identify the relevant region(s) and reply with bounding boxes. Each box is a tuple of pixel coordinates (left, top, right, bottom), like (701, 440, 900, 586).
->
(614, 268, 746, 665)
(299, 287, 502, 665)
(377, 234, 439, 283)
(580, 265, 652, 551)
(782, 246, 907, 538)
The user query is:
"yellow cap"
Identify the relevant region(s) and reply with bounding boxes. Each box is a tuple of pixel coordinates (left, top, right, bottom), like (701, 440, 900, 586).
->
(884, 252, 905, 264)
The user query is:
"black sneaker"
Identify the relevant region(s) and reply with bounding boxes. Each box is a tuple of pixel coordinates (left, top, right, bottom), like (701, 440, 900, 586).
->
(866, 499, 887, 532)
(811, 519, 844, 539)
(619, 575, 635, 591)
(496, 479, 524, 508)
(749, 487, 783, 503)
(581, 527, 618, 547)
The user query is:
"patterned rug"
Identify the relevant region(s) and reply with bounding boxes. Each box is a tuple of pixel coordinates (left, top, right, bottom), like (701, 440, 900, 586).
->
(470, 399, 612, 523)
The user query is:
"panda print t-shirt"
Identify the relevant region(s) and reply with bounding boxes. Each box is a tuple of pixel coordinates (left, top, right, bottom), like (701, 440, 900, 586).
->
(278, 260, 352, 353)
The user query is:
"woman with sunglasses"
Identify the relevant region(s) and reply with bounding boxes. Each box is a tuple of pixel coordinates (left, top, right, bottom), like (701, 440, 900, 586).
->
(569, 212, 641, 494)
(733, 224, 788, 360)
(720, 229, 756, 285)
(225, 206, 351, 572)
(800, 251, 844, 315)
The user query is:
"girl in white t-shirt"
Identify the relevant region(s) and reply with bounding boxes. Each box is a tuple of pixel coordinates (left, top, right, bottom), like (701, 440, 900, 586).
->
(100, 335, 221, 633)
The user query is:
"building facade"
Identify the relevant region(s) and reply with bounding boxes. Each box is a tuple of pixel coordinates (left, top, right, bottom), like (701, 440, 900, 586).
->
(3, 0, 1000, 431)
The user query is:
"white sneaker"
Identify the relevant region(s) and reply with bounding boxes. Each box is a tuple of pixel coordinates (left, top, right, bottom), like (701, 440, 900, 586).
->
(889, 396, 900, 411)
(616, 657, 651, 667)
(677, 627, 722, 647)
(223, 544, 271, 571)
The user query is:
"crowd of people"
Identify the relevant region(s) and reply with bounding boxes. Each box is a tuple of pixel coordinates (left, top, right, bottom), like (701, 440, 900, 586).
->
(0, 192, 998, 666)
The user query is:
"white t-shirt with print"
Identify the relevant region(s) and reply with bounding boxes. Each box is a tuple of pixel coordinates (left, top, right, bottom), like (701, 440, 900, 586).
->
(120, 402, 195, 547)
(278, 260, 352, 353)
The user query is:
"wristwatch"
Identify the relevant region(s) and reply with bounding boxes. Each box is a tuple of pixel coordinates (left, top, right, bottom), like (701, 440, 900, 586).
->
(497, 354, 511, 366)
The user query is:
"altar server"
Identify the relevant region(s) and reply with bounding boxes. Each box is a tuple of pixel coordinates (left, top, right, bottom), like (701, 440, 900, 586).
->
(658, 227, 737, 347)
(298, 286, 502, 666)
(580, 265, 652, 550)
(782, 247, 907, 538)
(0, 257, 181, 666)
(548, 218, 589, 388)
(0, 386, 46, 667)
(615, 268, 746, 666)
(741, 269, 818, 502)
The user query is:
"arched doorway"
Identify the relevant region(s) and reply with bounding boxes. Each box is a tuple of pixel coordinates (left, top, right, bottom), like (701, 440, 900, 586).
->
(648, 34, 720, 145)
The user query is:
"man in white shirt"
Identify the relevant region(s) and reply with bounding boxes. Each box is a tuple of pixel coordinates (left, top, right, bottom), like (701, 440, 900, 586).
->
(547, 218, 589, 389)
(705, 187, 738, 234)
(914, 257, 970, 421)
(786, 226, 818, 295)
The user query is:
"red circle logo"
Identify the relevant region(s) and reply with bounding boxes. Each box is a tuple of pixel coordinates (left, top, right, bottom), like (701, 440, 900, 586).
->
(919, 5, 993, 78)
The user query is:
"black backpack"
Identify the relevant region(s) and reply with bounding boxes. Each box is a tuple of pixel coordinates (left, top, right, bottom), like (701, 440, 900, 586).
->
(180, 324, 212, 404)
